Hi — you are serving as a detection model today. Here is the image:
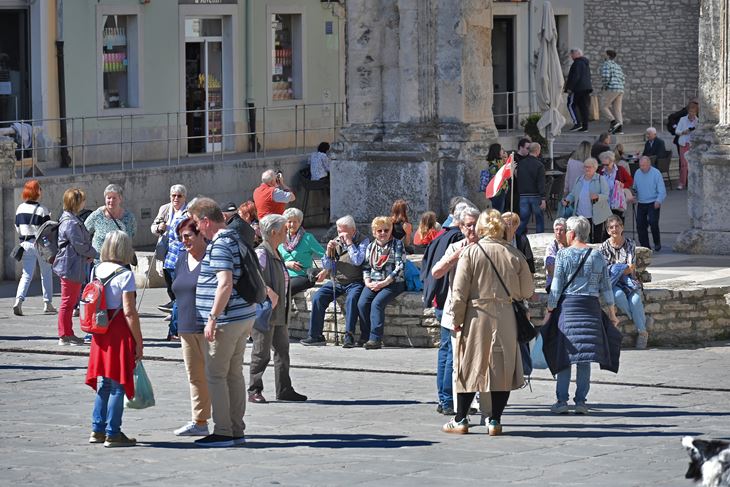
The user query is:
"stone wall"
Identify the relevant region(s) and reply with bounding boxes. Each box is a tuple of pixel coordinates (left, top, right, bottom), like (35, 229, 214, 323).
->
(583, 0, 699, 125)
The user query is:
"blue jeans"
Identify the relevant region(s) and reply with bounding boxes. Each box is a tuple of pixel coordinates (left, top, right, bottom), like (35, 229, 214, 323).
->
(614, 288, 646, 332)
(169, 301, 179, 337)
(357, 281, 406, 341)
(434, 308, 454, 409)
(490, 193, 506, 213)
(15, 243, 53, 303)
(556, 362, 591, 404)
(518, 196, 545, 235)
(309, 281, 365, 340)
(92, 377, 126, 436)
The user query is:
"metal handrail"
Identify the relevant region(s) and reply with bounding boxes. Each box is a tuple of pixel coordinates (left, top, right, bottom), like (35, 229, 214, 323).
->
(2, 101, 345, 177)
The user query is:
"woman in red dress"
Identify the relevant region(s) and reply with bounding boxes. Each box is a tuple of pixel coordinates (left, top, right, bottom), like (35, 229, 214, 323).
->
(85, 230, 143, 447)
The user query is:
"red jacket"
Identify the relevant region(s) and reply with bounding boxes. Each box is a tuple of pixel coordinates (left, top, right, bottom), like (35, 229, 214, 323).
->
(599, 165, 633, 189)
(253, 183, 287, 219)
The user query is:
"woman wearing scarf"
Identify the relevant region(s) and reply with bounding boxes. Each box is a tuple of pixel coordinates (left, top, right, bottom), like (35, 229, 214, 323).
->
(278, 208, 326, 296)
(597, 151, 632, 226)
(357, 216, 407, 349)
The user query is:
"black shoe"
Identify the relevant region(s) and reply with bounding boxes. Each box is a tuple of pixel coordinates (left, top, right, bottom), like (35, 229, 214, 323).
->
(157, 301, 174, 312)
(277, 389, 307, 402)
(436, 404, 443, 414)
(654, 245, 661, 252)
(356, 338, 368, 347)
(300, 336, 326, 346)
(442, 407, 455, 416)
(569, 124, 582, 132)
(248, 391, 267, 404)
(342, 333, 355, 349)
(194, 434, 235, 448)
(578, 126, 589, 132)
(609, 120, 617, 128)
(611, 123, 623, 134)
(363, 340, 382, 350)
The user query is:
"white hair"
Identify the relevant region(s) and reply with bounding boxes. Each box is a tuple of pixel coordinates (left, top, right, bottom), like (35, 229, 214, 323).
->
(553, 217, 567, 230)
(457, 206, 480, 223)
(566, 216, 591, 242)
(170, 184, 187, 197)
(598, 151, 615, 163)
(646, 127, 657, 135)
(283, 207, 304, 223)
(104, 183, 123, 198)
(336, 215, 356, 230)
(262, 169, 277, 184)
(259, 214, 287, 241)
(570, 48, 583, 56)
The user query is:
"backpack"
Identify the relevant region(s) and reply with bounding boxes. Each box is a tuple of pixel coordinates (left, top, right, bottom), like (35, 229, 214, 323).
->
(224, 235, 267, 304)
(79, 266, 128, 334)
(34, 220, 61, 264)
(667, 107, 688, 136)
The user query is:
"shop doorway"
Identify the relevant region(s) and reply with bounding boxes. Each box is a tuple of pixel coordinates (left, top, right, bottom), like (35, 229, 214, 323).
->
(185, 18, 223, 154)
(492, 16, 515, 130)
(0, 8, 30, 124)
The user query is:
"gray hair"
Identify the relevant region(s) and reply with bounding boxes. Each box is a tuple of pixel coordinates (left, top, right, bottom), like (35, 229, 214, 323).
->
(457, 205, 480, 224)
(283, 207, 304, 223)
(104, 184, 124, 198)
(170, 184, 187, 197)
(528, 142, 541, 155)
(598, 151, 615, 163)
(336, 215, 356, 230)
(262, 169, 277, 184)
(570, 47, 583, 56)
(553, 217, 567, 230)
(566, 216, 591, 243)
(646, 127, 657, 135)
(259, 214, 287, 241)
(583, 157, 599, 170)
(100, 230, 134, 265)
(639, 155, 652, 165)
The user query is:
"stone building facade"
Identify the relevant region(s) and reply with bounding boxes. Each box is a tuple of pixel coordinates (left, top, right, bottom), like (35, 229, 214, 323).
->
(583, 0, 700, 126)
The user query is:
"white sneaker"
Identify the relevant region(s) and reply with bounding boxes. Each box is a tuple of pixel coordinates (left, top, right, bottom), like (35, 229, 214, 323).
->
(58, 337, 71, 346)
(44, 302, 57, 314)
(12, 300, 22, 316)
(174, 422, 209, 437)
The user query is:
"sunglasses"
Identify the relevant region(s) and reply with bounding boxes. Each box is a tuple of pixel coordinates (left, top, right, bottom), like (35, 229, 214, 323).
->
(170, 194, 184, 198)
(375, 228, 391, 233)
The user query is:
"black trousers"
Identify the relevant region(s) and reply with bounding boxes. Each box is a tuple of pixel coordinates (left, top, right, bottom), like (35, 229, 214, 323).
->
(636, 203, 661, 248)
(290, 275, 315, 297)
(163, 268, 175, 302)
(455, 391, 510, 423)
(573, 90, 591, 129)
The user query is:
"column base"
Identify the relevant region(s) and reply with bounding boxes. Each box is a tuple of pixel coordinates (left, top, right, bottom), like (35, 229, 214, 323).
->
(674, 229, 730, 255)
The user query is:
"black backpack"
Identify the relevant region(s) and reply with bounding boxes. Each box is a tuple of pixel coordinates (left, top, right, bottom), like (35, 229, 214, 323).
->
(667, 107, 688, 136)
(232, 236, 267, 304)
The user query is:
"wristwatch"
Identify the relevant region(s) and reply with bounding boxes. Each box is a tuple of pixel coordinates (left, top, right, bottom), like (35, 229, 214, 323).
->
(207, 313, 219, 322)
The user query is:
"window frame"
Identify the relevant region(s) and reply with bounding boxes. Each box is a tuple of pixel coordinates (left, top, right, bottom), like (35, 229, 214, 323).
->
(96, 4, 144, 116)
(266, 6, 306, 105)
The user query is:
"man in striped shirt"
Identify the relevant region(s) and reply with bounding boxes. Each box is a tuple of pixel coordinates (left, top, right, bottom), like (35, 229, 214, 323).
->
(189, 197, 255, 448)
(600, 49, 626, 135)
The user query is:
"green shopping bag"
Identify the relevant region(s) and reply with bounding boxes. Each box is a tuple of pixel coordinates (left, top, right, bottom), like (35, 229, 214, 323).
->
(124, 360, 156, 409)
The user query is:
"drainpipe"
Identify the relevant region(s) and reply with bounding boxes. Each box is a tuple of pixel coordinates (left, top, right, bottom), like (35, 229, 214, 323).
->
(56, 0, 71, 167)
(245, 0, 257, 152)
(527, 0, 533, 114)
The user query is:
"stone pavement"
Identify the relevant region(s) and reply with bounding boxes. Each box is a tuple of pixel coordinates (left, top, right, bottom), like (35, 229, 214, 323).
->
(1, 286, 729, 486)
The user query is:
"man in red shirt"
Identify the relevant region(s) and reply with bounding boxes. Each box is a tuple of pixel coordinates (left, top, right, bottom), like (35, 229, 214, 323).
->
(252, 169, 296, 219)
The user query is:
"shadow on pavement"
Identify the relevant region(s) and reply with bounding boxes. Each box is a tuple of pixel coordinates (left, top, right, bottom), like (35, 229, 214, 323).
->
(0, 335, 57, 341)
(305, 399, 425, 406)
(141, 434, 436, 450)
(507, 430, 704, 438)
(0, 364, 86, 371)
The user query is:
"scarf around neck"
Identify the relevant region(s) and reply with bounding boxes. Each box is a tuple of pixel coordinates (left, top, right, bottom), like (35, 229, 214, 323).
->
(369, 239, 393, 271)
(283, 227, 305, 252)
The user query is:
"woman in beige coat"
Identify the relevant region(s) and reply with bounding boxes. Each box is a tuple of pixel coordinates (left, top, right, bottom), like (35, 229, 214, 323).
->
(443, 209, 535, 436)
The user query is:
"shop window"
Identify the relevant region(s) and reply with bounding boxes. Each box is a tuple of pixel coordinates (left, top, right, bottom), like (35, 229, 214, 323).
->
(271, 14, 302, 101)
(98, 10, 141, 113)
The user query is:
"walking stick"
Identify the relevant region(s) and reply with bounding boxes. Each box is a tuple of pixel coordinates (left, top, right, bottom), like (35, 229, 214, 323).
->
(328, 244, 340, 345)
(510, 151, 516, 213)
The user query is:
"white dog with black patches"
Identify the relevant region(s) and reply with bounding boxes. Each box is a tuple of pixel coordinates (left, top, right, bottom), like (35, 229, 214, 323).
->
(683, 436, 730, 487)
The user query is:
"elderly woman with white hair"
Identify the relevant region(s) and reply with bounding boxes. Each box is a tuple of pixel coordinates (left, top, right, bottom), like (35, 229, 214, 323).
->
(563, 157, 611, 243)
(542, 216, 621, 415)
(278, 207, 326, 296)
(248, 214, 307, 404)
(85, 230, 143, 447)
(598, 151, 633, 228)
(150, 184, 189, 314)
(85, 184, 138, 263)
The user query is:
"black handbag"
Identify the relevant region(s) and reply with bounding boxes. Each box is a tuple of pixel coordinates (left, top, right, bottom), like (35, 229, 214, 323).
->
(476, 242, 536, 343)
(10, 244, 24, 262)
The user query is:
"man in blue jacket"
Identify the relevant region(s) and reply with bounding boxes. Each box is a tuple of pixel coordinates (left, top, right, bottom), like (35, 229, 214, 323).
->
(565, 48, 593, 133)
(631, 156, 667, 251)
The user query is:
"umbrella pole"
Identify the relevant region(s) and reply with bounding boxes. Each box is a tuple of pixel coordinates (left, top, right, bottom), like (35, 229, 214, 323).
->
(549, 136, 555, 170)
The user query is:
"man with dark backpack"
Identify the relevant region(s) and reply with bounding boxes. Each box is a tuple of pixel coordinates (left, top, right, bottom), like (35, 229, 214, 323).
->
(187, 197, 257, 448)
(667, 105, 689, 155)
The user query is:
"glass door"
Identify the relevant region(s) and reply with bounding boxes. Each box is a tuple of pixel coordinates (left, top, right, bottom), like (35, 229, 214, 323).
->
(185, 18, 223, 154)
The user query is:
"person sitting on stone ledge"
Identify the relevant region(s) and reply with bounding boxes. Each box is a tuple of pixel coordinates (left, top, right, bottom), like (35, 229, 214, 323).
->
(309, 142, 331, 181)
(300, 215, 369, 348)
(600, 215, 652, 349)
(545, 218, 568, 293)
(357, 216, 407, 350)
(413, 210, 442, 251)
(390, 199, 414, 249)
(279, 207, 326, 297)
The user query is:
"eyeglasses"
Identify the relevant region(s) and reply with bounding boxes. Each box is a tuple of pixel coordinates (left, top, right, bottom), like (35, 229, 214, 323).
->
(170, 194, 184, 199)
(462, 223, 476, 230)
(375, 228, 391, 233)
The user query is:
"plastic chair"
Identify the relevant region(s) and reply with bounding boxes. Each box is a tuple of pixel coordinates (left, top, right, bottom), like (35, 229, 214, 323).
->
(654, 150, 673, 190)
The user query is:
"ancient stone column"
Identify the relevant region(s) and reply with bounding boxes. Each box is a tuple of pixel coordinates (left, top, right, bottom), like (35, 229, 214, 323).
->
(332, 0, 497, 223)
(0, 138, 17, 280)
(675, 0, 730, 254)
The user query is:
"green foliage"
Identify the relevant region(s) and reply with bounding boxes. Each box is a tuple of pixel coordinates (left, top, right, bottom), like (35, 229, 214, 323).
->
(520, 113, 548, 149)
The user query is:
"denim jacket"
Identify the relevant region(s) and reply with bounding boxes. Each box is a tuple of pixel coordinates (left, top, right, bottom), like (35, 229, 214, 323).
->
(566, 173, 612, 224)
(53, 211, 98, 283)
(547, 247, 614, 309)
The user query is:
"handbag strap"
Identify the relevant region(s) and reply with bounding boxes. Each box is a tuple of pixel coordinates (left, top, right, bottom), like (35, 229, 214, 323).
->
(475, 242, 515, 302)
(558, 248, 593, 297)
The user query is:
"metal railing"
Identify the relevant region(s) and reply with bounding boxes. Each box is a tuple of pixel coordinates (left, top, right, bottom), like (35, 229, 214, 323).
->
(1, 101, 346, 178)
(492, 86, 699, 134)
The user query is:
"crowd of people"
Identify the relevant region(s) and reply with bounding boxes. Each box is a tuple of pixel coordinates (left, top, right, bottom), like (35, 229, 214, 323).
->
(10, 102, 682, 445)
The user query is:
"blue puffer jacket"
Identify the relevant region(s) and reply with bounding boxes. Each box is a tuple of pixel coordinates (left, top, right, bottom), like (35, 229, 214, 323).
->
(540, 295, 622, 375)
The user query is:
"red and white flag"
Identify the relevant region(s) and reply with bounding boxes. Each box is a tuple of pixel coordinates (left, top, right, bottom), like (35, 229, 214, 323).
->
(485, 153, 513, 199)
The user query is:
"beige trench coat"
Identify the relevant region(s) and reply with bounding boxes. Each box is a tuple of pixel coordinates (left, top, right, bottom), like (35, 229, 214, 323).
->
(450, 237, 535, 393)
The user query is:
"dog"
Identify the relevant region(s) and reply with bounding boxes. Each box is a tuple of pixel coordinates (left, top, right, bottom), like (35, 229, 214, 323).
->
(683, 436, 730, 487)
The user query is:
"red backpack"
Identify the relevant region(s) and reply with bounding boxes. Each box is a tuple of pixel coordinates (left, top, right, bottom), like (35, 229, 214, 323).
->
(80, 266, 128, 334)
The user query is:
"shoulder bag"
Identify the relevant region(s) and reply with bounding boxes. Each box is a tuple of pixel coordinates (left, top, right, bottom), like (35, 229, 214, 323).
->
(111, 215, 138, 266)
(476, 242, 536, 343)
